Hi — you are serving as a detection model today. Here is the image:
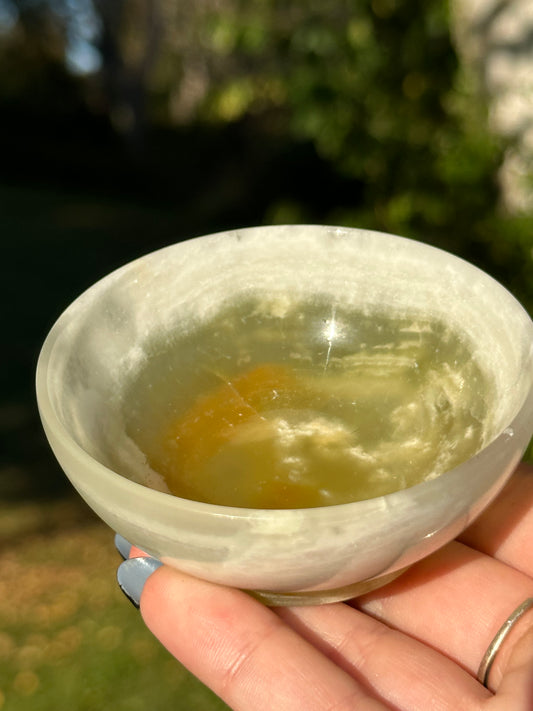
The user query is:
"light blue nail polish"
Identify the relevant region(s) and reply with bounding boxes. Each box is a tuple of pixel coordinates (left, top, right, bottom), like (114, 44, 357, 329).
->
(114, 533, 132, 560)
(117, 557, 163, 609)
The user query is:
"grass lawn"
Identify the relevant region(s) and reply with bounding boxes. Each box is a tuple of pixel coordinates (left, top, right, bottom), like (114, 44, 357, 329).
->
(0, 499, 229, 711)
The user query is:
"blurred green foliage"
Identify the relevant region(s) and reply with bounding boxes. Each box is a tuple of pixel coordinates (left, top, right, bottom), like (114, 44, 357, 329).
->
(191, 0, 531, 302)
(2, 0, 530, 311)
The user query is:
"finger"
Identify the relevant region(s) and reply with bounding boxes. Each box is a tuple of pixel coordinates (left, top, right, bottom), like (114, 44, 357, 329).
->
(129, 544, 150, 559)
(114, 533, 151, 561)
(459, 463, 533, 578)
(115, 533, 132, 560)
(140, 566, 388, 711)
(278, 602, 490, 711)
(355, 541, 533, 681)
(492, 625, 533, 709)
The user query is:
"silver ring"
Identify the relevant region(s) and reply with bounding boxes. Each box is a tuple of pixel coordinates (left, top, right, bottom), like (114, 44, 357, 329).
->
(477, 597, 533, 688)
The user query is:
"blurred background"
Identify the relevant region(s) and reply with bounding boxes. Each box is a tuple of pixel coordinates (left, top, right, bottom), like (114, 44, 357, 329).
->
(1, 0, 532, 708)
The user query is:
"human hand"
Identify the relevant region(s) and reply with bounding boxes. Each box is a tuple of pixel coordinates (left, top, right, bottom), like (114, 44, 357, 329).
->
(116, 463, 533, 710)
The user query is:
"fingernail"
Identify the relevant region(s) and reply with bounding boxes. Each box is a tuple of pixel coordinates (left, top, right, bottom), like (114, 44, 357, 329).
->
(114, 533, 132, 560)
(117, 557, 163, 609)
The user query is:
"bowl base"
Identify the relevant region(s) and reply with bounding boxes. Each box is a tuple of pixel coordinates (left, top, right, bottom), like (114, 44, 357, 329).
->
(249, 567, 409, 606)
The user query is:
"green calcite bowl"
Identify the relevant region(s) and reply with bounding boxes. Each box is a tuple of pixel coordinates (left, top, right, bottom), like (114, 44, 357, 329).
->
(36, 225, 533, 604)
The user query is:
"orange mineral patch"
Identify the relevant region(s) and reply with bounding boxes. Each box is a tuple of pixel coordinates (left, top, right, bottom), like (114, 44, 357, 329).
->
(146, 364, 303, 502)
